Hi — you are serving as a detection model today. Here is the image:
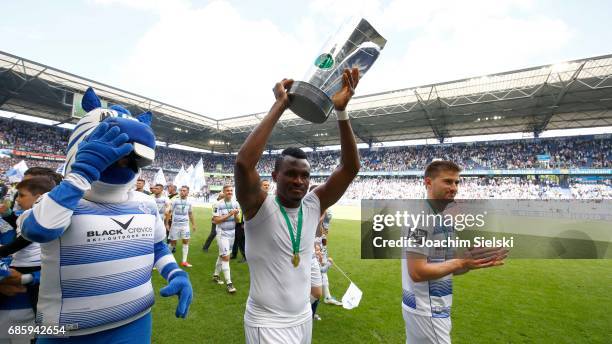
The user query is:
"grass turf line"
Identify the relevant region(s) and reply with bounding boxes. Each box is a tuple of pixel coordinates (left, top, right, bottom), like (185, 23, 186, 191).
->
(150, 208, 612, 343)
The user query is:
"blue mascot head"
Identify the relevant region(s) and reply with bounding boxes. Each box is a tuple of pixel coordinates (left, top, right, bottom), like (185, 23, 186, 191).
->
(65, 87, 156, 185)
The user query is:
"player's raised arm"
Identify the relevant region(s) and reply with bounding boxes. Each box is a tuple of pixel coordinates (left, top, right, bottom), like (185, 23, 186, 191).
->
(235, 79, 294, 220)
(313, 68, 361, 213)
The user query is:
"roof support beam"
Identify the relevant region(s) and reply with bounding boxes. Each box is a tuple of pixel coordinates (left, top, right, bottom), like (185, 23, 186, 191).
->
(274, 124, 311, 148)
(350, 120, 378, 145)
(414, 89, 445, 142)
(533, 61, 586, 135)
(0, 66, 47, 107)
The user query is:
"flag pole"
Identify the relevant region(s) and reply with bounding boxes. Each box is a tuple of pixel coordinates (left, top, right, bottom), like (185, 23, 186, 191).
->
(332, 263, 353, 283)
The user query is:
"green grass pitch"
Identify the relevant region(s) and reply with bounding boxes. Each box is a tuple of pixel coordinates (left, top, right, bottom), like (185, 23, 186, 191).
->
(151, 208, 612, 343)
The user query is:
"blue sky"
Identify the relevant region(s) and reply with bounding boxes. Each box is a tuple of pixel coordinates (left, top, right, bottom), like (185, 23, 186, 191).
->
(2, 0, 612, 119)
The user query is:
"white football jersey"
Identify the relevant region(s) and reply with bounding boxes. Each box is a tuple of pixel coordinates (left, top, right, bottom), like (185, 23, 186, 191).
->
(244, 192, 321, 328)
(213, 199, 239, 235)
(170, 198, 192, 225)
(401, 202, 455, 318)
(153, 195, 168, 217)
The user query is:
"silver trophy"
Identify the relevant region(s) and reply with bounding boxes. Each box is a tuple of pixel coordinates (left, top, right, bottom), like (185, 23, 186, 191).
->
(289, 18, 387, 123)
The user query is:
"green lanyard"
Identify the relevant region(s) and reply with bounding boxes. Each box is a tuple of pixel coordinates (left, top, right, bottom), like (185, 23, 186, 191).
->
(225, 201, 233, 215)
(275, 197, 303, 267)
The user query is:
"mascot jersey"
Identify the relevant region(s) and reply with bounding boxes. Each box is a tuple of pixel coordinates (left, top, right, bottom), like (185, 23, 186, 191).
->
(19, 189, 168, 334)
(19, 87, 191, 337)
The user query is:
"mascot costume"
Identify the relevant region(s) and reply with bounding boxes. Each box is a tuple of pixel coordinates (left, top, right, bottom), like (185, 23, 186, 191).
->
(19, 88, 193, 343)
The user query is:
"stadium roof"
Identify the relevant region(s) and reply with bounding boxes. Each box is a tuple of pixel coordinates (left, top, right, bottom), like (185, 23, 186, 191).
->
(1, 50, 612, 151)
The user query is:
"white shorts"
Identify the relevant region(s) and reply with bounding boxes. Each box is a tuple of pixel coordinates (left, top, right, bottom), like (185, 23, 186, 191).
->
(217, 235, 235, 257)
(245, 320, 312, 344)
(169, 223, 190, 240)
(310, 256, 322, 287)
(403, 308, 451, 344)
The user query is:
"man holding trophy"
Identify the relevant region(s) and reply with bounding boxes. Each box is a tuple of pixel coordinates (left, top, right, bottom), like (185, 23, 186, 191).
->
(235, 18, 385, 343)
(235, 68, 360, 343)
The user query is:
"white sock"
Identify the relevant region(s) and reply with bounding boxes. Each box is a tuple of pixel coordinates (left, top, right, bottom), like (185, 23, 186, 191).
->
(182, 244, 189, 263)
(310, 295, 318, 304)
(323, 273, 331, 299)
(214, 257, 222, 275)
(221, 260, 231, 284)
(323, 284, 332, 299)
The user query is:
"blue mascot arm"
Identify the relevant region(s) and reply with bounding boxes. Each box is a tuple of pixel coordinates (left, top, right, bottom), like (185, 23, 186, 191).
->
(20, 175, 87, 243)
(154, 241, 192, 318)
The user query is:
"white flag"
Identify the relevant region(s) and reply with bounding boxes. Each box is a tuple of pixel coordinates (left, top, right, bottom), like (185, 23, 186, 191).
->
(174, 166, 187, 188)
(186, 164, 195, 191)
(6, 160, 28, 183)
(192, 158, 206, 192)
(154, 168, 166, 186)
(341, 282, 363, 310)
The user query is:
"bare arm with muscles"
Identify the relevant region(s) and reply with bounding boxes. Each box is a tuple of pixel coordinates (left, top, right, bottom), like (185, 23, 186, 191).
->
(235, 79, 294, 220)
(313, 68, 361, 213)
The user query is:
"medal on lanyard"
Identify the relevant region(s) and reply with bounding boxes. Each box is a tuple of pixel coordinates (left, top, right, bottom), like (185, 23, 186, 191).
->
(275, 197, 303, 268)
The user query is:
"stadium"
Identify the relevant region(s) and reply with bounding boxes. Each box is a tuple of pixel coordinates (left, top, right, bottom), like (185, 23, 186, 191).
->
(1, 9, 611, 344)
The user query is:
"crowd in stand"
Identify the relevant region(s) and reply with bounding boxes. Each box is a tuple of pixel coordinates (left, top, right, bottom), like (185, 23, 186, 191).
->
(147, 135, 612, 172)
(331, 177, 612, 200)
(0, 158, 60, 179)
(0, 118, 69, 155)
(151, 135, 612, 172)
(1, 117, 611, 174)
(0, 117, 610, 199)
(152, 147, 232, 172)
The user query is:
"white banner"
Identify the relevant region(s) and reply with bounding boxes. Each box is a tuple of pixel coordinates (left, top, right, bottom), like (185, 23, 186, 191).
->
(154, 168, 167, 186)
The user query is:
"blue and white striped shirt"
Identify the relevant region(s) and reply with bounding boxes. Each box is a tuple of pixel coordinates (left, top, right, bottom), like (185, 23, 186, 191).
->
(20, 174, 181, 335)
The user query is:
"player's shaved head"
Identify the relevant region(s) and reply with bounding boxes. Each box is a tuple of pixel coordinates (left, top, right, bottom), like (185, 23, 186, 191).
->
(274, 147, 308, 173)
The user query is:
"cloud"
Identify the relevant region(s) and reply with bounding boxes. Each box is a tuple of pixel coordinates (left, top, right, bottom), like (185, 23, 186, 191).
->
(356, 0, 573, 94)
(92, 0, 190, 13)
(115, 0, 321, 117)
(108, 0, 572, 117)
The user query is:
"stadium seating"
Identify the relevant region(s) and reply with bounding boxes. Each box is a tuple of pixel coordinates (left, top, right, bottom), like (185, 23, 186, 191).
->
(1, 117, 610, 200)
